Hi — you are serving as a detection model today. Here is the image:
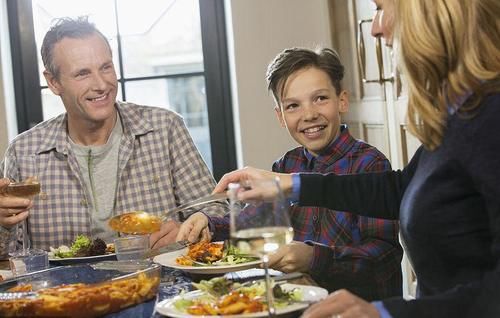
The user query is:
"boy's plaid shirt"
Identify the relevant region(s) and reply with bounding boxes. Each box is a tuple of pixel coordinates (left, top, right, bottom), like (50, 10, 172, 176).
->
(279, 126, 402, 299)
(0, 102, 227, 257)
(210, 126, 402, 300)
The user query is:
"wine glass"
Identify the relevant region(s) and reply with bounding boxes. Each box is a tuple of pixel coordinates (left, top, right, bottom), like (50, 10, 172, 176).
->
(2, 150, 46, 275)
(3, 151, 41, 251)
(228, 178, 293, 316)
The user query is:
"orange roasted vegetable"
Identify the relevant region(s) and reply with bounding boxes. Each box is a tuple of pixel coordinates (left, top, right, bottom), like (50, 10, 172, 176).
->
(185, 291, 266, 315)
(175, 241, 224, 265)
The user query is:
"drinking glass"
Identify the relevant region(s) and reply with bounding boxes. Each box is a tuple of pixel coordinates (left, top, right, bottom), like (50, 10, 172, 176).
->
(229, 178, 293, 316)
(114, 235, 150, 260)
(2, 150, 46, 275)
(9, 248, 48, 276)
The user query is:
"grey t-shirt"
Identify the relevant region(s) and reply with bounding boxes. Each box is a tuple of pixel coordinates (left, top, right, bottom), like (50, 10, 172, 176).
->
(70, 116, 123, 242)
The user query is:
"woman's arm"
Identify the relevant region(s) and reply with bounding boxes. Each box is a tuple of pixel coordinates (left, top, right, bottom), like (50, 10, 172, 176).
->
(299, 146, 422, 220)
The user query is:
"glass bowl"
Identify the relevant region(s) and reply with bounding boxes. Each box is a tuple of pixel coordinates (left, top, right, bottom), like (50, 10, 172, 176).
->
(0, 262, 161, 317)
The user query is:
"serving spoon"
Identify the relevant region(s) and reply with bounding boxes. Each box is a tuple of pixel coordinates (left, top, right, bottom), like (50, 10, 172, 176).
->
(108, 192, 228, 234)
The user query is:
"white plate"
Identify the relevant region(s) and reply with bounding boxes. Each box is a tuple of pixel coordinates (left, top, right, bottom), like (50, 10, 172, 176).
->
(153, 247, 262, 274)
(49, 253, 116, 265)
(155, 283, 328, 317)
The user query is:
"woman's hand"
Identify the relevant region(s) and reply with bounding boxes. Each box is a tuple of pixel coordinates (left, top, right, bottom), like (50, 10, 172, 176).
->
(301, 289, 381, 318)
(213, 167, 293, 201)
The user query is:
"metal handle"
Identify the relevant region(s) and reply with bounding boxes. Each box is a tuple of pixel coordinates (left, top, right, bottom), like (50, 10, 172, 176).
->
(356, 19, 393, 85)
(164, 192, 228, 221)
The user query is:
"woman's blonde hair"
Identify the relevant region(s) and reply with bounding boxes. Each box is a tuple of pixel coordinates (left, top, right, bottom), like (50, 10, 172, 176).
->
(396, 0, 500, 149)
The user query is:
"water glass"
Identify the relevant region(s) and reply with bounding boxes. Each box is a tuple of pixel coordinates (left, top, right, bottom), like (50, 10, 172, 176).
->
(114, 235, 150, 261)
(9, 248, 49, 276)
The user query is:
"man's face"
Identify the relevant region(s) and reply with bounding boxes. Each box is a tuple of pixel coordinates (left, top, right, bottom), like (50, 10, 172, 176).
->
(44, 33, 118, 125)
(275, 67, 348, 156)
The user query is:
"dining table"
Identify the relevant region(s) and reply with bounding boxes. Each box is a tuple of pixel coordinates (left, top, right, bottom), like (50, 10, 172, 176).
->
(0, 259, 318, 318)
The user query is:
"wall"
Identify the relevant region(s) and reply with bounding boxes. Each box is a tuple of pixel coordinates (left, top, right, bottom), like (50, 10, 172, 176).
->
(225, 0, 332, 169)
(0, 0, 17, 156)
(0, 54, 8, 156)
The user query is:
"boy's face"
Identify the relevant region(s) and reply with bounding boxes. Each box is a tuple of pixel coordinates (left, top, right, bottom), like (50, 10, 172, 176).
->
(275, 67, 348, 156)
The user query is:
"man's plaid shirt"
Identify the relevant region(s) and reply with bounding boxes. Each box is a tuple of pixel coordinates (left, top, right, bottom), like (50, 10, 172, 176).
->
(0, 102, 227, 257)
(210, 126, 402, 300)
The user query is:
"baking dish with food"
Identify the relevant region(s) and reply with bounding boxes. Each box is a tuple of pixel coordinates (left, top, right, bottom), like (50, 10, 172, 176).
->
(0, 262, 161, 317)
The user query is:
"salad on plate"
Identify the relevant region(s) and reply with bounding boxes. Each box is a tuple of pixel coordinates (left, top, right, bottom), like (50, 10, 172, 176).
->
(173, 277, 302, 315)
(49, 234, 114, 259)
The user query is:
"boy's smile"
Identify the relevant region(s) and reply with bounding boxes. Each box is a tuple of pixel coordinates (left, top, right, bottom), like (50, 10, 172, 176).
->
(276, 67, 348, 156)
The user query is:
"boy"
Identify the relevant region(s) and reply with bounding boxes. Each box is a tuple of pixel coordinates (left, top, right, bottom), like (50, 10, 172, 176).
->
(178, 48, 402, 300)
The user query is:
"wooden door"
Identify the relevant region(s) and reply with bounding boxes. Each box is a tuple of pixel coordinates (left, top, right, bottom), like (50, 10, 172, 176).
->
(329, 0, 421, 168)
(329, 0, 420, 298)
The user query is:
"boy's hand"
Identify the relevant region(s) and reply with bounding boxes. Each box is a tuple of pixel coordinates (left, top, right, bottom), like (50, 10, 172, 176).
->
(176, 212, 211, 243)
(213, 167, 293, 201)
(0, 178, 33, 228)
(266, 241, 313, 273)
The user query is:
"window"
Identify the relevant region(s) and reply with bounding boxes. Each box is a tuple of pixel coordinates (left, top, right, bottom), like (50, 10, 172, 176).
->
(7, 0, 236, 179)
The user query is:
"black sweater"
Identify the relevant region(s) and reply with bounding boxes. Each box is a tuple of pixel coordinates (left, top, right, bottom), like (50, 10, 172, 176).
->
(299, 92, 500, 317)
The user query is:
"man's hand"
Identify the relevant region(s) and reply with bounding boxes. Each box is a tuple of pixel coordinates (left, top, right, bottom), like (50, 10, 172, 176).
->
(301, 289, 381, 318)
(0, 178, 33, 229)
(149, 220, 180, 249)
(213, 167, 293, 201)
(176, 212, 212, 243)
(267, 241, 313, 273)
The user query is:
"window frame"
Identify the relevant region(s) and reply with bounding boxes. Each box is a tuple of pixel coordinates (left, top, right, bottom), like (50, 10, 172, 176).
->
(7, 0, 236, 180)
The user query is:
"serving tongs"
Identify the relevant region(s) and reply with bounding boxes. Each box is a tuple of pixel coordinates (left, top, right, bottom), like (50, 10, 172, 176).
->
(163, 193, 228, 220)
(108, 193, 228, 234)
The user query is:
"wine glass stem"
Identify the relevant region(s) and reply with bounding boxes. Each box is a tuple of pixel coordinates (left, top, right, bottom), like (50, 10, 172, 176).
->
(22, 219, 30, 251)
(262, 254, 275, 317)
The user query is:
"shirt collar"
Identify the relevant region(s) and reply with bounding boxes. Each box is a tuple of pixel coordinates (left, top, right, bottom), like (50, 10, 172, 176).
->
(36, 101, 154, 155)
(444, 80, 479, 115)
(447, 90, 474, 115)
(302, 124, 356, 167)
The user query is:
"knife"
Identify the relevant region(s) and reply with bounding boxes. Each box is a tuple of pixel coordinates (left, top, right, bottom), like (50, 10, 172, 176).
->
(142, 239, 190, 259)
(90, 240, 190, 272)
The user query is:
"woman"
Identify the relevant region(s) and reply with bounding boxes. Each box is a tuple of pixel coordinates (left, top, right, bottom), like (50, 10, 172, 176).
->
(213, 0, 500, 316)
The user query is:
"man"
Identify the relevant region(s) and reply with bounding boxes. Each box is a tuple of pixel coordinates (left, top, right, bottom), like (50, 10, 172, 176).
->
(0, 17, 225, 258)
(178, 48, 402, 300)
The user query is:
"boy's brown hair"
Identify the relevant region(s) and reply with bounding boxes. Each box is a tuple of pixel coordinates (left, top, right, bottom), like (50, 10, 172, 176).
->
(266, 47, 344, 104)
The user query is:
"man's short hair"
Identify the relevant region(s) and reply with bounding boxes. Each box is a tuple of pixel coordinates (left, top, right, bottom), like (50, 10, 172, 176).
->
(41, 16, 111, 79)
(266, 47, 345, 104)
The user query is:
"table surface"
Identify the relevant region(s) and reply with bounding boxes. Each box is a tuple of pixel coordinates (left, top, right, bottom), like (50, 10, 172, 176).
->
(0, 260, 318, 318)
